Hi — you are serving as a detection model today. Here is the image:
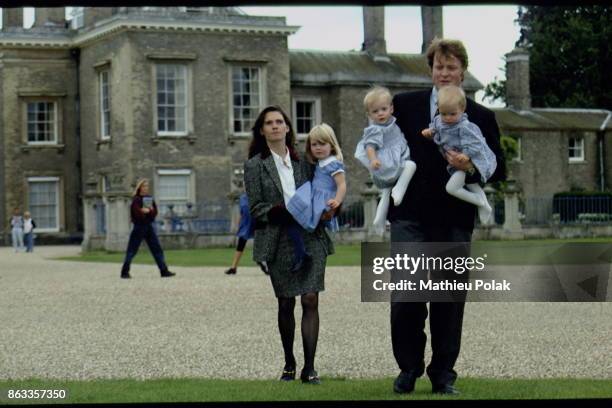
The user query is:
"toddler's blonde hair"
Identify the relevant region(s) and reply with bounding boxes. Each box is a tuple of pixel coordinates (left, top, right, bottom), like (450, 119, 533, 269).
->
(363, 86, 393, 112)
(437, 85, 466, 112)
(305, 123, 343, 163)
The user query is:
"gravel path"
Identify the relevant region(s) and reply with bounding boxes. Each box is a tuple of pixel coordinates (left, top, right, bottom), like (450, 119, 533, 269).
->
(0, 246, 611, 380)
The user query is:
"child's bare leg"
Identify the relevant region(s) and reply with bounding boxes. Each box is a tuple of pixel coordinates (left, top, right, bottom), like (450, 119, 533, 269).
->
(466, 183, 493, 224)
(373, 188, 391, 234)
(391, 160, 416, 206)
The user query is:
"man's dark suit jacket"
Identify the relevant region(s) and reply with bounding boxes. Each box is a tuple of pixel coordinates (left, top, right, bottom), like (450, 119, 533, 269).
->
(390, 89, 507, 231)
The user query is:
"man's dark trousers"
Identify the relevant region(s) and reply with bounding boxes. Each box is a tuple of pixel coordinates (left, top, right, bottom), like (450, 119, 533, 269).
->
(390, 219, 471, 386)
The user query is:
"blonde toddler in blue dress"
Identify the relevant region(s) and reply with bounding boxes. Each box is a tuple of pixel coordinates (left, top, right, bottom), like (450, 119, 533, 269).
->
(287, 123, 347, 233)
(354, 86, 416, 234)
(422, 85, 496, 224)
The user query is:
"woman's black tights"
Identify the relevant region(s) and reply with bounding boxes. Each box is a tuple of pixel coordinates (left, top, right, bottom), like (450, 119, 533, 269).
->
(277, 292, 319, 371)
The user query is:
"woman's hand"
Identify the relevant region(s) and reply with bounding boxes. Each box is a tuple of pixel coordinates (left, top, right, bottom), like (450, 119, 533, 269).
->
(141, 208, 151, 214)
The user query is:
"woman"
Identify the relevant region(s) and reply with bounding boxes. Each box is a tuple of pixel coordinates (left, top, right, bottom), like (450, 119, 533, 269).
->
(120, 179, 176, 279)
(243, 106, 334, 384)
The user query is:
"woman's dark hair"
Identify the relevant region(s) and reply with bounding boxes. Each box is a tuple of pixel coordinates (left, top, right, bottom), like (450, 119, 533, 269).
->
(248, 106, 297, 159)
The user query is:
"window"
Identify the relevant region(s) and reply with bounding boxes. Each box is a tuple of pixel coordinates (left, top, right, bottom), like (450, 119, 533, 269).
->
(156, 169, 194, 215)
(28, 177, 60, 232)
(231, 66, 263, 135)
(292, 97, 321, 138)
(569, 136, 584, 162)
(27, 101, 57, 144)
(70, 7, 84, 29)
(99, 70, 110, 139)
(156, 64, 188, 135)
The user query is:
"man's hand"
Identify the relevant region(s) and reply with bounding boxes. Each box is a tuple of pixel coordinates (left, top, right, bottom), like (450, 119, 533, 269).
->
(370, 159, 382, 170)
(445, 150, 473, 171)
(421, 128, 434, 139)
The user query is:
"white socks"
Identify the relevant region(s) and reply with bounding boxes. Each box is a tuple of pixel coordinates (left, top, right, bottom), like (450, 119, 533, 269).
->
(391, 160, 417, 206)
(446, 171, 492, 224)
(373, 188, 391, 235)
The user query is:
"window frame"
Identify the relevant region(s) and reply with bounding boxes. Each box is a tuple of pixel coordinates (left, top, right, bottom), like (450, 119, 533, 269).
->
(292, 96, 321, 140)
(155, 169, 196, 216)
(27, 176, 61, 233)
(228, 64, 265, 137)
(99, 69, 111, 140)
(153, 63, 192, 137)
(24, 99, 59, 145)
(568, 136, 585, 163)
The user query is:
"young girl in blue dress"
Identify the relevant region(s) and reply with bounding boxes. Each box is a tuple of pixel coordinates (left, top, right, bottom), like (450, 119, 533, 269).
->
(287, 123, 346, 271)
(354, 86, 417, 234)
(421, 85, 496, 224)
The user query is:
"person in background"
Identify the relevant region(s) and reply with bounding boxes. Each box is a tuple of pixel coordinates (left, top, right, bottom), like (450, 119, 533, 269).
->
(225, 191, 269, 275)
(23, 211, 36, 253)
(10, 207, 24, 252)
(120, 179, 176, 279)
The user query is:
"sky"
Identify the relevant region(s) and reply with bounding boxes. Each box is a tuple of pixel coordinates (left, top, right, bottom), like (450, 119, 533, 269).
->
(5, 5, 521, 107)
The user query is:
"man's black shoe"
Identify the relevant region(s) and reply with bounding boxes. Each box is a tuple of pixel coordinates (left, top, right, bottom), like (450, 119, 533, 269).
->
(160, 270, 176, 278)
(393, 371, 418, 394)
(432, 383, 459, 395)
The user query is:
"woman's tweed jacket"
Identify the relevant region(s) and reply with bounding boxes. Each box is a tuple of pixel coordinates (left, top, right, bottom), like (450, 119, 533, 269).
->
(244, 151, 334, 263)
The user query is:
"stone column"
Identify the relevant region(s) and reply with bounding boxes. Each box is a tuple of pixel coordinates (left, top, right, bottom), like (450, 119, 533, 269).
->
(104, 193, 132, 252)
(81, 196, 97, 251)
(33, 7, 65, 27)
(505, 47, 531, 110)
(502, 180, 524, 239)
(362, 181, 383, 240)
(421, 6, 443, 53)
(362, 7, 386, 56)
(2, 8, 23, 29)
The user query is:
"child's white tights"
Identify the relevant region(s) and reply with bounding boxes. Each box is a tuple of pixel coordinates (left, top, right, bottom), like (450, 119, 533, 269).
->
(446, 170, 492, 224)
(372, 161, 417, 234)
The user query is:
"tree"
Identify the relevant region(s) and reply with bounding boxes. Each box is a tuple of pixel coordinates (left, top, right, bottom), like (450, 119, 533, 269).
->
(484, 6, 612, 110)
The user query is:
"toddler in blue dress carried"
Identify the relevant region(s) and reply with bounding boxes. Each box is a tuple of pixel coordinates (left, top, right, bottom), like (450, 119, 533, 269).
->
(286, 123, 347, 271)
(421, 85, 496, 224)
(354, 86, 417, 235)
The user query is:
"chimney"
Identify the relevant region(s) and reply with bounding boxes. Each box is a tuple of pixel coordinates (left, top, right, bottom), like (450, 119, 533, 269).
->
(2, 8, 24, 29)
(362, 6, 386, 56)
(505, 47, 531, 110)
(421, 6, 443, 53)
(84, 7, 114, 27)
(33, 7, 65, 28)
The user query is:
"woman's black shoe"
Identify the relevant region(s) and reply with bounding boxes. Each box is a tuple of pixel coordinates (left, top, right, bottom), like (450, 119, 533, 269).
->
(300, 369, 321, 385)
(224, 268, 237, 275)
(280, 366, 296, 381)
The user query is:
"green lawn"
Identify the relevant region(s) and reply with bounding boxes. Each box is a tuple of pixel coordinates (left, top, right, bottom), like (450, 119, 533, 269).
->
(0, 378, 610, 403)
(59, 238, 612, 267)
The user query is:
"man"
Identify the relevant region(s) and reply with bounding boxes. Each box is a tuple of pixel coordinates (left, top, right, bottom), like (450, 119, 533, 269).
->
(389, 38, 506, 395)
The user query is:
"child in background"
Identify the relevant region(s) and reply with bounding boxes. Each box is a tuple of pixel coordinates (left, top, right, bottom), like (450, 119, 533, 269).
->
(10, 207, 24, 252)
(287, 123, 346, 272)
(421, 85, 496, 224)
(225, 192, 269, 275)
(23, 211, 36, 253)
(354, 86, 416, 234)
